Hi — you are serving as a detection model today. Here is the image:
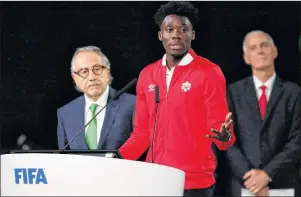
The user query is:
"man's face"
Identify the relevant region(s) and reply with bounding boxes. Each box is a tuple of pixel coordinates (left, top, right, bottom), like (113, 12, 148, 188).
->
(72, 51, 110, 99)
(243, 32, 278, 71)
(158, 14, 195, 58)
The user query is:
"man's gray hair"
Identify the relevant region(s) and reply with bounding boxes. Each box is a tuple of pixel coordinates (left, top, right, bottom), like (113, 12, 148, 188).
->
(71, 46, 114, 91)
(70, 45, 111, 72)
(242, 30, 276, 53)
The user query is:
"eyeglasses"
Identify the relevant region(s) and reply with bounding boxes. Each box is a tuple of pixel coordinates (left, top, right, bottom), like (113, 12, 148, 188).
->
(73, 65, 107, 79)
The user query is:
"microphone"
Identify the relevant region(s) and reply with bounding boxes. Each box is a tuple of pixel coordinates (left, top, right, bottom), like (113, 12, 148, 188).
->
(150, 85, 160, 163)
(155, 85, 160, 103)
(61, 78, 138, 151)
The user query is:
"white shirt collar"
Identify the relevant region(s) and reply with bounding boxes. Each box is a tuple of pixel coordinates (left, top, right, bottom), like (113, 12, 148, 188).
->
(253, 72, 276, 90)
(84, 85, 109, 111)
(162, 52, 194, 66)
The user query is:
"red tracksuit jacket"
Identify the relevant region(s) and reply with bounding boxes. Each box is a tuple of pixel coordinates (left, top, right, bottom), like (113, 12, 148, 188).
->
(119, 48, 236, 189)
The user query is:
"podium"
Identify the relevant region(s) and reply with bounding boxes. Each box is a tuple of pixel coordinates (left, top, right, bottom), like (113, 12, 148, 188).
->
(1, 153, 185, 196)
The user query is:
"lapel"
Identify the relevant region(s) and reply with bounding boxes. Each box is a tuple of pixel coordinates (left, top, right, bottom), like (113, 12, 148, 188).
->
(243, 78, 262, 167)
(74, 96, 88, 149)
(244, 77, 262, 132)
(260, 76, 283, 132)
(98, 87, 120, 149)
(242, 76, 283, 167)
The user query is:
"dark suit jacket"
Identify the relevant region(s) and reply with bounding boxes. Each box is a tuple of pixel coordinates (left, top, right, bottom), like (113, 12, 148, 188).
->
(225, 76, 300, 196)
(57, 87, 135, 150)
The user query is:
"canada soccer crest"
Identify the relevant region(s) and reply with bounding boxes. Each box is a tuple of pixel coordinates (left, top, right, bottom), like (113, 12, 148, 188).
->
(181, 81, 191, 92)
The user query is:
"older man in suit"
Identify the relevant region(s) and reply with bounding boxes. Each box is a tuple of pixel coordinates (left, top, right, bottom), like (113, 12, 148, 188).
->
(57, 46, 135, 150)
(225, 30, 300, 196)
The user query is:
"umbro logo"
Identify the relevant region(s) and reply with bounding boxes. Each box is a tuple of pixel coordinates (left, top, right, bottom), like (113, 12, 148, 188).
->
(148, 84, 155, 92)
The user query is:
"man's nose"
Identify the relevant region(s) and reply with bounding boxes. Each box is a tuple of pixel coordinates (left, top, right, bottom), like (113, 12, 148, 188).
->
(87, 70, 97, 80)
(257, 49, 265, 55)
(172, 30, 182, 39)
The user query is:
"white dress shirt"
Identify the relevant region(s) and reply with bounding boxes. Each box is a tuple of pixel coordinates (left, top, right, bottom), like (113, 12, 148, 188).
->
(252, 73, 276, 102)
(84, 86, 109, 145)
(166, 67, 176, 90)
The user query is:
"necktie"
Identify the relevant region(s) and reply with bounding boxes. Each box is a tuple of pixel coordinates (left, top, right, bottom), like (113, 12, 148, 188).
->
(86, 104, 98, 149)
(259, 85, 267, 120)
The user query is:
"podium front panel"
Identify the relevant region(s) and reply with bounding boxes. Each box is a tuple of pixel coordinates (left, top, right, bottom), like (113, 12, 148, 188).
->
(1, 153, 185, 196)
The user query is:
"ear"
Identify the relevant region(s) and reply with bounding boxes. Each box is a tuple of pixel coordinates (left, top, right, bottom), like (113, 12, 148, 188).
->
(105, 69, 111, 83)
(273, 46, 278, 59)
(191, 30, 195, 40)
(158, 31, 162, 41)
(243, 53, 250, 65)
(105, 68, 111, 76)
(71, 73, 76, 81)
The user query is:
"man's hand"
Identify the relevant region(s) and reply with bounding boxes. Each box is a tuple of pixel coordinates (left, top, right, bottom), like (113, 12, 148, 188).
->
(207, 112, 232, 142)
(255, 186, 269, 197)
(243, 169, 270, 194)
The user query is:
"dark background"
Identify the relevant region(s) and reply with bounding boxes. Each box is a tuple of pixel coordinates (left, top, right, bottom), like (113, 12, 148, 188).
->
(0, 1, 300, 194)
(1, 1, 300, 149)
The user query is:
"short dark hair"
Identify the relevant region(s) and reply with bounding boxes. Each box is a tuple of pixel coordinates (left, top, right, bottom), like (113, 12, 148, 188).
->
(153, 1, 199, 29)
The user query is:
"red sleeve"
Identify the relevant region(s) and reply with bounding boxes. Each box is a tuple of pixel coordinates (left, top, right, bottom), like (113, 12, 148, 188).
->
(203, 66, 236, 150)
(118, 72, 150, 160)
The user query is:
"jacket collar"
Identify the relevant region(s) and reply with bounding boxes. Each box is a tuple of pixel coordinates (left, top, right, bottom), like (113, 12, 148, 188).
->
(161, 48, 196, 66)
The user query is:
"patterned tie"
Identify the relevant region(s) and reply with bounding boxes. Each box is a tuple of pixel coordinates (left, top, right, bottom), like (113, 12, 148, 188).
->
(259, 85, 267, 120)
(86, 104, 98, 149)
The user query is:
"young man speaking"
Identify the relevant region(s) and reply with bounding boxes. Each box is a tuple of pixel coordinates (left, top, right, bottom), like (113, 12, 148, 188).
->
(119, 2, 236, 196)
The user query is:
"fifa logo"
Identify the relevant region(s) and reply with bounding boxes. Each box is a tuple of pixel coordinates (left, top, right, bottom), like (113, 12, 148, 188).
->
(14, 168, 48, 184)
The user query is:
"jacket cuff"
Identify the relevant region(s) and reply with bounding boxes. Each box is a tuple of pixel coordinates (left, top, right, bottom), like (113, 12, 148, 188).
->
(263, 166, 275, 182)
(226, 131, 232, 142)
